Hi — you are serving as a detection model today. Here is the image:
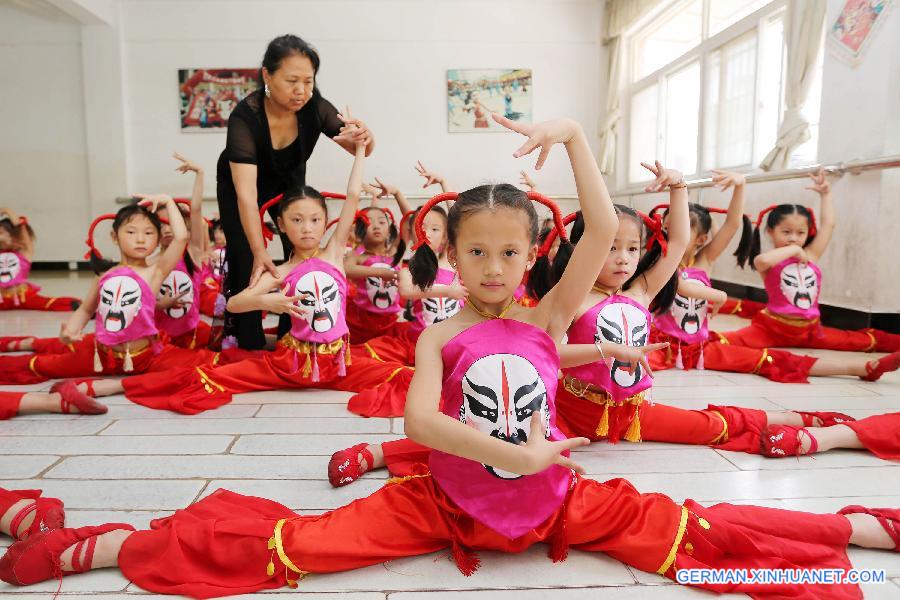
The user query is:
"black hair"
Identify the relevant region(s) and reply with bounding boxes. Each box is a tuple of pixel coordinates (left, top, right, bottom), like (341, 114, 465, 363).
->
(409, 183, 537, 289)
(354, 207, 404, 267)
(0, 216, 35, 250)
(538, 205, 677, 314)
(208, 218, 223, 244)
(736, 204, 816, 270)
(260, 34, 323, 108)
(655, 203, 752, 267)
(89, 203, 162, 275)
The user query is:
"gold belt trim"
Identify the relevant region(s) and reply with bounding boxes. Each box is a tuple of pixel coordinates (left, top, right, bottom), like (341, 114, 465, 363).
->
(751, 348, 772, 374)
(97, 341, 153, 359)
(363, 342, 383, 362)
(761, 308, 819, 328)
(278, 334, 345, 355)
(269, 518, 308, 588)
(708, 410, 729, 445)
(657, 505, 688, 574)
(196, 366, 224, 393)
(0, 283, 28, 299)
(562, 375, 646, 406)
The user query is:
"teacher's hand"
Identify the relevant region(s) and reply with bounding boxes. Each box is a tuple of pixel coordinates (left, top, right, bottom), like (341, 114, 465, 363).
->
(335, 106, 373, 148)
(250, 250, 279, 289)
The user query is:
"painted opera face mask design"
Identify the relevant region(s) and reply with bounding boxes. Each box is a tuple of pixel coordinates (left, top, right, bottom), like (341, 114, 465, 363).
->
(160, 270, 194, 319)
(421, 296, 461, 327)
(366, 262, 398, 309)
(458, 353, 549, 480)
(295, 271, 341, 333)
(780, 262, 818, 310)
(211, 248, 226, 279)
(671, 275, 708, 335)
(98, 275, 142, 333)
(595, 302, 649, 388)
(0, 252, 21, 284)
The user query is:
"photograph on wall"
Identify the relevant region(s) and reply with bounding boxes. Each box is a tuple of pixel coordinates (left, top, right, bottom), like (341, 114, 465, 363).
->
(179, 68, 258, 131)
(827, 0, 893, 67)
(447, 68, 532, 133)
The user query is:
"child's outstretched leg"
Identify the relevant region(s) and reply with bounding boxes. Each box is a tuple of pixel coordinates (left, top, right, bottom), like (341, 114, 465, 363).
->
(0, 387, 106, 419)
(328, 438, 431, 487)
(762, 413, 900, 459)
(0, 487, 65, 540)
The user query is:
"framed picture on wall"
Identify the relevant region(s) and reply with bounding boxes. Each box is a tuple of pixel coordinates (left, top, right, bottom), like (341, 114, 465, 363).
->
(827, 0, 893, 67)
(178, 68, 258, 131)
(447, 68, 532, 133)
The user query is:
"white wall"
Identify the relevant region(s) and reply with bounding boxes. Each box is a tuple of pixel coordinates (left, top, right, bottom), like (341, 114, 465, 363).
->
(121, 0, 604, 199)
(0, 2, 91, 261)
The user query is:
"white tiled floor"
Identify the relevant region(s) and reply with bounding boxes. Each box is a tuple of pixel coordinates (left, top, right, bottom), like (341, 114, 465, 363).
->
(0, 272, 898, 598)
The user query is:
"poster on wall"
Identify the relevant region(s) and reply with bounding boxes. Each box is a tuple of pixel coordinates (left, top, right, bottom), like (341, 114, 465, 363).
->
(178, 68, 258, 131)
(827, 0, 893, 67)
(447, 68, 532, 133)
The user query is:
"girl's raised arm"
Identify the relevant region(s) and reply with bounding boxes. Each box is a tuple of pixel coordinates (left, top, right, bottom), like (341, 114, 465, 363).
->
(174, 152, 207, 259)
(325, 122, 366, 263)
(136, 194, 189, 290)
(803, 168, 835, 262)
(699, 169, 746, 264)
(494, 114, 617, 339)
(633, 161, 689, 302)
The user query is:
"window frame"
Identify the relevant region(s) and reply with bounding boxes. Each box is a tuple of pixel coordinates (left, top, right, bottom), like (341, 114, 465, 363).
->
(620, 0, 790, 188)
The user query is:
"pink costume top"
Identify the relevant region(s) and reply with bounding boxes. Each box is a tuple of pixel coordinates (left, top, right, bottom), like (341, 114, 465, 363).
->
(430, 318, 572, 540)
(765, 257, 822, 320)
(352, 254, 401, 315)
(0, 251, 39, 305)
(155, 259, 201, 338)
(654, 267, 711, 345)
(282, 257, 350, 381)
(406, 267, 464, 338)
(95, 266, 159, 347)
(562, 294, 653, 405)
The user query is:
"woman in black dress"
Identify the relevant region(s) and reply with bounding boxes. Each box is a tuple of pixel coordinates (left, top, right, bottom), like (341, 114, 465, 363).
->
(217, 34, 374, 349)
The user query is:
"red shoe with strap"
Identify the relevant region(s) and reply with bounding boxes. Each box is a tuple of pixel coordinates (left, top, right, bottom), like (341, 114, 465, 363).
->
(862, 350, 900, 382)
(796, 411, 854, 428)
(0, 336, 33, 353)
(0, 522, 135, 587)
(50, 381, 106, 415)
(8, 494, 65, 541)
(837, 506, 900, 551)
(328, 443, 374, 487)
(761, 424, 818, 457)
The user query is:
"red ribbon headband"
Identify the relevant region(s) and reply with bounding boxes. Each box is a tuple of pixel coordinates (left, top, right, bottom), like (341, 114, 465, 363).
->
(83, 214, 117, 260)
(637, 211, 668, 256)
(538, 212, 578, 257)
(258, 192, 347, 245)
(756, 204, 816, 237)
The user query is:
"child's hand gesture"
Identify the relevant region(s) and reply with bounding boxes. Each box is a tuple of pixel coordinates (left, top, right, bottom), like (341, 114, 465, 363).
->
(59, 322, 84, 345)
(157, 287, 192, 311)
(806, 167, 830, 195)
(710, 169, 745, 190)
(445, 282, 469, 300)
(376, 267, 398, 283)
(264, 282, 309, 320)
(362, 182, 382, 199)
(604, 342, 669, 378)
(494, 114, 580, 170)
(414, 161, 445, 189)
(519, 170, 538, 191)
(134, 193, 173, 213)
(173, 152, 202, 174)
(641, 161, 684, 193)
(518, 415, 589, 475)
(371, 177, 399, 198)
(335, 106, 372, 149)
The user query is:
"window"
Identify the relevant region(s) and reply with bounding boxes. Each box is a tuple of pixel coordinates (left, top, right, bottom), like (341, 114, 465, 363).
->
(624, 0, 821, 185)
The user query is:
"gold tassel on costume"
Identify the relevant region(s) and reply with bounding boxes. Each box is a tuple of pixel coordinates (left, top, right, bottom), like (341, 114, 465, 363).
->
(623, 405, 642, 442)
(266, 536, 276, 576)
(344, 341, 351, 366)
(123, 347, 134, 372)
(93, 343, 103, 373)
(301, 351, 312, 378)
(594, 402, 610, 438)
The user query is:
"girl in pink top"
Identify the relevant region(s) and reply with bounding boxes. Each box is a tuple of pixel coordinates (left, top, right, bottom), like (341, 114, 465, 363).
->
(6, 116, 898, 600)
(723, 168, 900, 372)
(0, 208, 79, 312)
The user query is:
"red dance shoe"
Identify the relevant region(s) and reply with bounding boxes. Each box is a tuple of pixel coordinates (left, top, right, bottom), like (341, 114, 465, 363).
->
(328, 443, 374, 487)
(761, 424, 818, 458)
(796, 411, 855, 428)
(862, 351, 900, 382)
(0, 522, 135, 586)
(8, 494, 65, 541)
(50, 381, 107, 415)
(837, 506, 900, 551)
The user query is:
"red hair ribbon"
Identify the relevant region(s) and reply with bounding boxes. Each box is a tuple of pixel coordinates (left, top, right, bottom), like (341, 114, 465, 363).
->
(649, 203, 669, 217)
(258, 192, 346, 245)
(706, 207, 729, 215)
(538, 212, 577, 257)
(399, 210, 416, 233)
(83, 213, 117, 260)
(325, 217, 340, 232)
(638, 211, 668, 256)
(355, 207, 396, 227)
(755, 204, 817, 237)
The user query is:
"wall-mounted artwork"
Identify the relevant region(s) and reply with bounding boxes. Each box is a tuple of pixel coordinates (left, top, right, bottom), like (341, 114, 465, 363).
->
(447, 68, 533, 132)
(179, 68, 258, 131)
(827, 0, 893, 67)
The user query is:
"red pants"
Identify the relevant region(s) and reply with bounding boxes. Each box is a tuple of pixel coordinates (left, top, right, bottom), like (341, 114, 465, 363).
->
(0, 284, 79, 312)
(0, 339, 227, 384)
(2, 322, 215, 355)
(844, 413, 900, 460)
(164, 321, 213, 350)
(649, 329, 817, 383)
(118, 477, 857, 599)
(360, 324, 417, 366)
(199, 281, 221, 317)
(721, 311, 900, 353)
(720, 297, 766, 319)
(0, 391, 24, 419)
(345, 302, 402, 344)
(121, 343, 413, 415)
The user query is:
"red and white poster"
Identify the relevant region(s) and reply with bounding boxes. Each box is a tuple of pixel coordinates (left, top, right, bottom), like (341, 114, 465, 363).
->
(178, 68, 258, 131)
